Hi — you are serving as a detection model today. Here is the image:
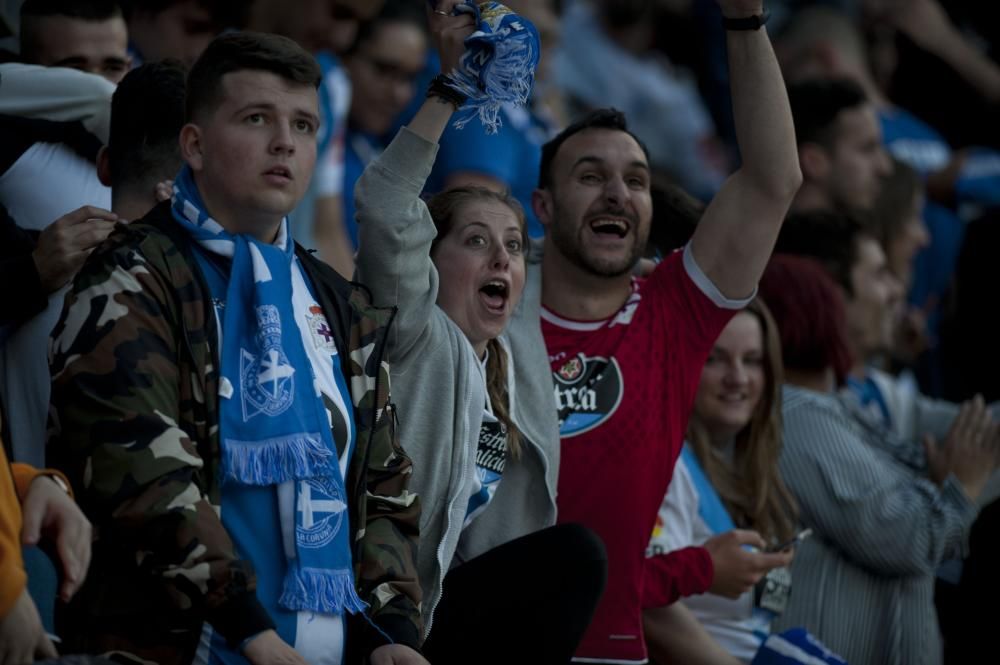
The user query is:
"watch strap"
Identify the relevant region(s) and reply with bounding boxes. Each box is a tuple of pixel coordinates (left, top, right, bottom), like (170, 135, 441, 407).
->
(722, 10, 771, 31)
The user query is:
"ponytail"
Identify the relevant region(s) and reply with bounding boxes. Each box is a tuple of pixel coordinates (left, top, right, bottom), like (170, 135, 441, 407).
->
(485, 337, 522, 460)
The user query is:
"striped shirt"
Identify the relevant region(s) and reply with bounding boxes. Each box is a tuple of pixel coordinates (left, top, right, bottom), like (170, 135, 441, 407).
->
(773, 385, 977, 665)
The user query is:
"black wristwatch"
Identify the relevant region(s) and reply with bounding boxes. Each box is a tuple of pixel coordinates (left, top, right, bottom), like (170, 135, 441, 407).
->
(722, 10, 771, 31)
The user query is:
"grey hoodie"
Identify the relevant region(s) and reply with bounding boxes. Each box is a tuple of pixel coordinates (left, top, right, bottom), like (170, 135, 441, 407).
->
(354, 127, 559, 635)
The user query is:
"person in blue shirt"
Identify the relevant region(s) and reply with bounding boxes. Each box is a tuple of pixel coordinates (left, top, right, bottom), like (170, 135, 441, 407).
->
(341, 0, 428, 247)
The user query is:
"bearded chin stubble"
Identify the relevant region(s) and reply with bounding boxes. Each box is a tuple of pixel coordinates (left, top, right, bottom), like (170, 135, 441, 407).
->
(547, 206, 647, 278)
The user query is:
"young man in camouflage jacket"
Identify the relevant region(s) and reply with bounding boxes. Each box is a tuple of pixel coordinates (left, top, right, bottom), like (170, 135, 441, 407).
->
(46, 32, 423, 665)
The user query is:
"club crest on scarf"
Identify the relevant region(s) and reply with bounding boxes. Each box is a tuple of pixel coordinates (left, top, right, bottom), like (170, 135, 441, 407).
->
(297, 477, 348, 549)
(170, 165, 367, 618)
(241, 304, 296, 420)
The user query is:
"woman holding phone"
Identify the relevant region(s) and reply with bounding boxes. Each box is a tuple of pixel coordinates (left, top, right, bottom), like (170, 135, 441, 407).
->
(644, 298, 798, 664)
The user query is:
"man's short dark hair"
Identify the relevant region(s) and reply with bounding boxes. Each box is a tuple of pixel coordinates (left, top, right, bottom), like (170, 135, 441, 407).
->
(185, 31, 321, 122)
(20, 0, 123, 60)
(774, 209, 873, 296)
(787, 78, 867, 149)
(538, 108, 650, 189)
(108, 60, 187, 192)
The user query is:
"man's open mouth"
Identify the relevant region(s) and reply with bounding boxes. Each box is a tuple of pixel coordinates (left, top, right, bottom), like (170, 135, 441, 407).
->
(589, 217, 630, 238)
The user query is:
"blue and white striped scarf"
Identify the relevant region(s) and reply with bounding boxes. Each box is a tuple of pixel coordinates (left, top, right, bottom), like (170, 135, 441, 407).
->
(440, 0, 540, 134)
(170, 165, 365, 617)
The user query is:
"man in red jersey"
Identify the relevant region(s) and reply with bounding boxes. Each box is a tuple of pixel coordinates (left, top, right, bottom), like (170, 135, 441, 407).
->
(519, 1, 802, 662)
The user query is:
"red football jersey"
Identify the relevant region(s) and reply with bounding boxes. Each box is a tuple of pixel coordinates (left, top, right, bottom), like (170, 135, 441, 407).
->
(543, 249, 739, 663)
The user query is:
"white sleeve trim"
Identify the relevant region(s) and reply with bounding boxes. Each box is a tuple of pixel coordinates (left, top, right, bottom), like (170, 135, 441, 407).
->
(681, 244, 756, 310)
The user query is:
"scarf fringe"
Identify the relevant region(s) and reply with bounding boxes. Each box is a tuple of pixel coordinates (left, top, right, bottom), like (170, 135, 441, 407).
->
(449, 15, 537, 134)
(220, 433, 332, 485)
(280, 566, 368, 615)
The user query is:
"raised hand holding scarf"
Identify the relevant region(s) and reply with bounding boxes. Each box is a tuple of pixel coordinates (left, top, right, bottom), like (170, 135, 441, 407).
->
(437, 0, 540, 134)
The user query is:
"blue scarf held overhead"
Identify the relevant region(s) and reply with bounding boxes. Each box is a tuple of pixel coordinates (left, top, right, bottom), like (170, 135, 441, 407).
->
(170, 165, 366, 616)
(439, 0, 540, 134)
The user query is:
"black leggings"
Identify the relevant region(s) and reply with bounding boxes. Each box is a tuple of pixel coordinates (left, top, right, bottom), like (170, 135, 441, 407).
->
(422, 522, 607, 665)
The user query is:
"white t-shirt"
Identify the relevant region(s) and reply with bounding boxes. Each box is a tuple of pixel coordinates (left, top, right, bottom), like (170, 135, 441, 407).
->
(462, 352, 508, 528)
(647, 447, 771, 663)
(0, 142, 110, 464)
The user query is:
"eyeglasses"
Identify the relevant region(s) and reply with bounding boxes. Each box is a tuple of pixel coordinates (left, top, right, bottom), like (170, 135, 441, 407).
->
(355, 51, 424, 87)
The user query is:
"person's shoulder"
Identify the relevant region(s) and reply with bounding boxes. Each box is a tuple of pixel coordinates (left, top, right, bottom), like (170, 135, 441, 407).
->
(781, 385, 843, 422)
(104, 204, 178, 261)
(74, 203, 190, 293)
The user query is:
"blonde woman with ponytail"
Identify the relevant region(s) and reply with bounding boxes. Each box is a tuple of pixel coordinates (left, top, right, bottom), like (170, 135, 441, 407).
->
(353, 4, 605, 664)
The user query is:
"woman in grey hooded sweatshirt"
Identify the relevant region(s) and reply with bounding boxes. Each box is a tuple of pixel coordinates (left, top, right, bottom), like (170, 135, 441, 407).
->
(352, 3, 605, 664)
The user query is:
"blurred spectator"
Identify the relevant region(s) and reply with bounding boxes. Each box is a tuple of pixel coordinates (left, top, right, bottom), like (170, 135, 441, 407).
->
(245, 0, 377, 55)
(96, 60, 187, 221)
(774, 210, 986, 447)
(786, 78, 892, 214)
(0, 63, 183, 468)
(869, 159, 929, 296)
(760, 254, 995, 665)
(245, 0, 386, 277)
(865, 0, 1000, 149)
(777, 7, 1000, 397)
(341, 0, 427, 246)
(552, 0, 728, 200)
(869, 158, 931, 368)
(18, 0, 130, 83)
(0, 71, 114, 466)
(120, 0, 236, 67)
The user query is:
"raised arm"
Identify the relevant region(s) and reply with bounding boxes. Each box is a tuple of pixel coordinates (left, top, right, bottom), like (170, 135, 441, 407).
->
(689, 1, 802, 300)
(888, 0, 1000, 105)
(352, 2, 474, 358)
(0, 63, 115, 142)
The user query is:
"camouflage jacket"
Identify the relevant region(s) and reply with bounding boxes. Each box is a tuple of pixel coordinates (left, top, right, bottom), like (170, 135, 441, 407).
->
(47, 203, 422, 664)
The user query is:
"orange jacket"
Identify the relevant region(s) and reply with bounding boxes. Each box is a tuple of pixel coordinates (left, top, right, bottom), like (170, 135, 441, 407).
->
(1, 439, 70, 618)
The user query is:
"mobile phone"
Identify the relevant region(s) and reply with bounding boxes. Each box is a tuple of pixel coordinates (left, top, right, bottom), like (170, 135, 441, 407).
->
(766, 528, 812, 553)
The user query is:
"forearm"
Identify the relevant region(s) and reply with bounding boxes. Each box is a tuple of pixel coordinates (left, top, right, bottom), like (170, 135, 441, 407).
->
(688, 5, 801, 298)
(406, 95, 457, 147)
(724, 9, 800, 198)
(0, 63, 115, 142)
(644, 602, 742, 665)
(642, 546, 714, 608)
(913, 21, 1000, 104)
